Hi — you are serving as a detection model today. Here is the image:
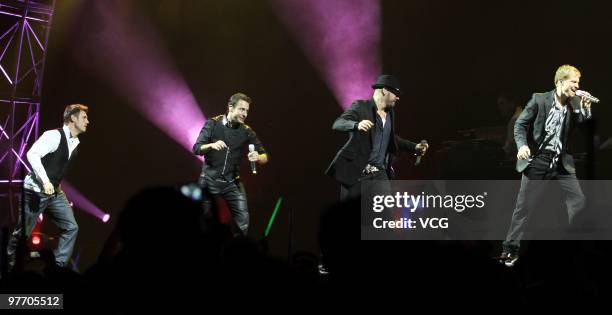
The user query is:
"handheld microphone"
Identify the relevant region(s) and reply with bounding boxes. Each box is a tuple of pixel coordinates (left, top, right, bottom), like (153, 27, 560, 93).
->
(248, 144, 257, 174)
(415, 140, 428, 166)
(576, 90, 600, 103)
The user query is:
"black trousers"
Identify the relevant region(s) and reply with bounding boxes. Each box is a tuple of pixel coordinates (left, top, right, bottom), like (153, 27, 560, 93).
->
(201, 176, 249, 235)
(340, 171, 389, 201)
(503, 153, 585, 254)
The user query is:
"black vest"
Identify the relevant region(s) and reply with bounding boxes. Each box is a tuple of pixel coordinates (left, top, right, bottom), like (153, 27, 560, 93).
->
(40, 129, 78, 188)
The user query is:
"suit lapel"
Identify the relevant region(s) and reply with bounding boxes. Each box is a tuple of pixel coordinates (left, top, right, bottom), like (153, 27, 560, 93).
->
(538, 91, 554, 138)
(389, 109, 397, 152)
(544, 90, 555, 118)
(367, 99, 376, 146)
(562, 97, 578, 146)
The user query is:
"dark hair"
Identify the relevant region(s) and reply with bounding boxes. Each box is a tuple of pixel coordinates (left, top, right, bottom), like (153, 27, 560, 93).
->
(228, 93, 252, 107)
(63, 104, 88, 124)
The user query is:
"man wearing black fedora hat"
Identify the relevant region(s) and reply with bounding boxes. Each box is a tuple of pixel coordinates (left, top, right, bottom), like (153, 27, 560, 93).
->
(325, 75, 429, 200)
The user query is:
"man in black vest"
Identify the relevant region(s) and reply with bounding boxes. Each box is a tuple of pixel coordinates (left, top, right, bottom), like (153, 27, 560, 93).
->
(7, 104, 89, 269)
(193, 93, 267, 236)
(501, 65, 593, 267)
(325, 75, 429, 200)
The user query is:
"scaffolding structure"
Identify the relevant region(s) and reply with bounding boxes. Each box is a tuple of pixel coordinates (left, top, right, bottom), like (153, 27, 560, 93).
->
(0, 0, 54, 224)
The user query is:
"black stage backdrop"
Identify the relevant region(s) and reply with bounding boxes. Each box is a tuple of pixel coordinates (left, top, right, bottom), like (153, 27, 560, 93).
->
(29, 0, 612, 270)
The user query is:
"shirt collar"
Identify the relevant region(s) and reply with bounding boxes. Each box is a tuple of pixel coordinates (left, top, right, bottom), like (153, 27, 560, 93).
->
(551, 97, 568, 112)
(63, 125, 80, 141)
(222, 115, 242, 129)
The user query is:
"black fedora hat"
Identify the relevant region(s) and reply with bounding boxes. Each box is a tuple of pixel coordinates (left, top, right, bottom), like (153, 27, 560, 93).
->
(371, 75, 401, 96)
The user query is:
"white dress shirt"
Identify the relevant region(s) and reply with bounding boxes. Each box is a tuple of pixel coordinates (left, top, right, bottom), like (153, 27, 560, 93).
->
(24, 125, 80, 192)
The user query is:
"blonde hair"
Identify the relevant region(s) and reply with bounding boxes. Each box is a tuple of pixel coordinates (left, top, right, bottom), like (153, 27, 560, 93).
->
(554, 65, 581, 86)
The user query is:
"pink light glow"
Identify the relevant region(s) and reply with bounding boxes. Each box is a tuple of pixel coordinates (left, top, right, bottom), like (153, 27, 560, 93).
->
(62, 181, 106, 221)
(73, 0, 206, 152)
(270, 0, 382, 108)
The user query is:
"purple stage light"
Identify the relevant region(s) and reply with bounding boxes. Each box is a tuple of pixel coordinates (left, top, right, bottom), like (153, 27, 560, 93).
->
(74, 0, 206, 152)
(102, 214, 110, 223)
(62, 181, 107, 222)
(270, 0, 381, 109)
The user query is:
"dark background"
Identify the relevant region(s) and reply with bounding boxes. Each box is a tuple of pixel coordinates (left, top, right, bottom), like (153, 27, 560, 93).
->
(7, 0, 612, 270)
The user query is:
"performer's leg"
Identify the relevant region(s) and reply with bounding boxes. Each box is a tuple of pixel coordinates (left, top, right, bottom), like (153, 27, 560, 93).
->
(503, 175, 532, 253)
(223, 182, 249, 236)
(45, 191, 78, 267)
(7, 190, 45, 269)
(369, 172, 390, 192)
(340, 182, 361, 202)
(200, 177, 219, 223)
(340, 185, 349, 201)
(503, 161, 549, 254)
(557, 173, 585, 226)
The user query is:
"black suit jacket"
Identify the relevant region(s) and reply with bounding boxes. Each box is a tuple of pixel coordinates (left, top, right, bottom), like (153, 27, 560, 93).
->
(325, 99, 417, 186)
(514, 90, 591, 174)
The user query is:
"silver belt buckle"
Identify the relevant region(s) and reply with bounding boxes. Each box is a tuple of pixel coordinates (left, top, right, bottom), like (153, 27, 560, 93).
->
(363, 164, 380, 175)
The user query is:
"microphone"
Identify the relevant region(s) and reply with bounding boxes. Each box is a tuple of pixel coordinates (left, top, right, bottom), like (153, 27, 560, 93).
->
(576, 90, 600, 103)
(248, 144, 257, 174)
(415, 140, 428, 166)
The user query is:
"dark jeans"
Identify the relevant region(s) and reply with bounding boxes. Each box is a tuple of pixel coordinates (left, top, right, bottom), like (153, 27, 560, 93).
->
(340, 171, 389, 201)
(201, 176, 249, 235)
(503, 153, 585, 254)
(7, 189, 79, 268)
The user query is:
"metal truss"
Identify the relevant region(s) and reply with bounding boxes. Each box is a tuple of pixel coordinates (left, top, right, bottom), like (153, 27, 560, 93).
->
(0, 0, 54, 223)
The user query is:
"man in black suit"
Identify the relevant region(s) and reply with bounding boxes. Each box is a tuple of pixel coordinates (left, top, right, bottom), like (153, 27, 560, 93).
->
(325, 75, 429, 201)
(501, 65, 593, 266)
